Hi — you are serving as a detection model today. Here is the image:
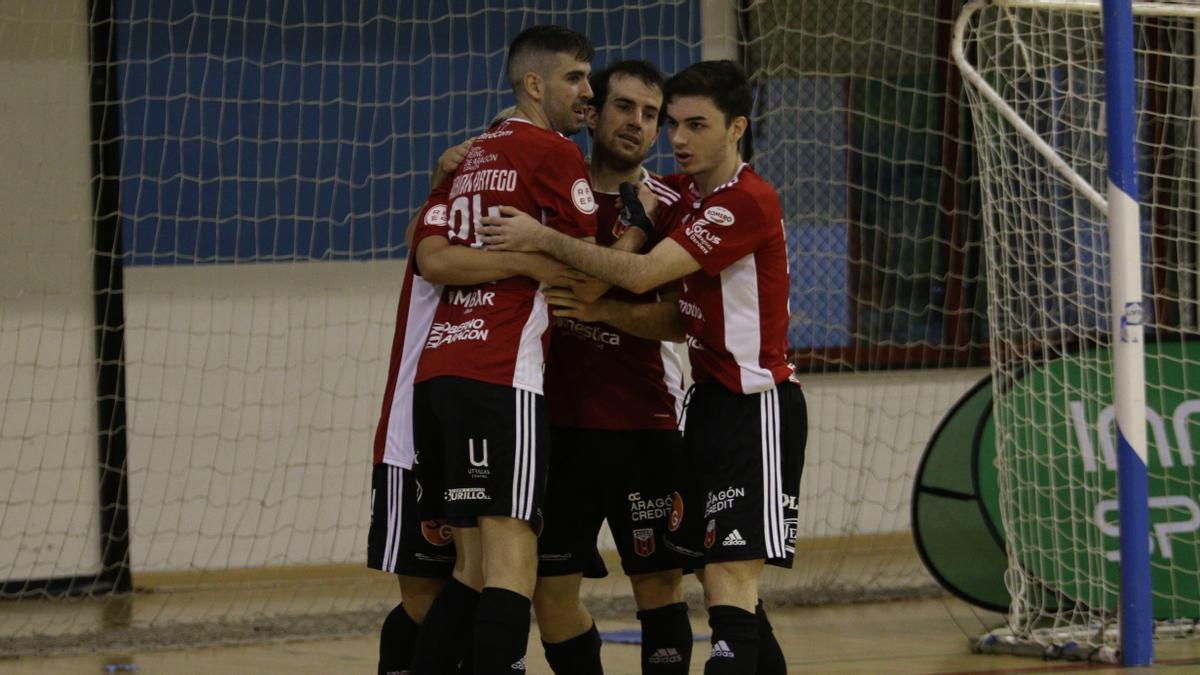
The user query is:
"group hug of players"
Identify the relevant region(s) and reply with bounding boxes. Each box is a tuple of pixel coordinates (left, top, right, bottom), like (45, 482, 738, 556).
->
(366, 25, 808, 675)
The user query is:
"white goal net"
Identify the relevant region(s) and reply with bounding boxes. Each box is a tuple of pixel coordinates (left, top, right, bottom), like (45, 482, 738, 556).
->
(955, 0, 1200, 659)
(2, 0, 990, 653)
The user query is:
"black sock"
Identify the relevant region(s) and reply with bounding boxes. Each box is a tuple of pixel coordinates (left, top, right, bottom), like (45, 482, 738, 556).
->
(378, 602, 420, 675)
(755, 601, 786, 675)
(473, 587, 532, 673)
(408, 578, 480, 675)
(637, 602, 692, 674)
(542, 623, 602, 675)
(703, 605, 759, 675)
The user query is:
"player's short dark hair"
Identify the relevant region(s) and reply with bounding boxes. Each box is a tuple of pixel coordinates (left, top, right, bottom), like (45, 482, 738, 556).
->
(663, 60, 752, 126)
(589, 59, 665, 120)
(507, 25, 594, 89)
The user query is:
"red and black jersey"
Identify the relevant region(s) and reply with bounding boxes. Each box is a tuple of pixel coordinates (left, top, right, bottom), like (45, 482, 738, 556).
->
(661, 164, 794, 394)
(544, 172, 686, 430)
(413, 118, 597, 394)
(372, 194, 447, 468)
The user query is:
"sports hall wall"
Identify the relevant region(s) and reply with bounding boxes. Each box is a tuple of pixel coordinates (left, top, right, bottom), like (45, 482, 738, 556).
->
(1, 0, 984, 581)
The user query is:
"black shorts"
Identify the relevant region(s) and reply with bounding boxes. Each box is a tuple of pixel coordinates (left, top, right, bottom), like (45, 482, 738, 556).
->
(412, 376, 548, 532)
(367, 462, 456, 578)
(664, 380, 807, 568)
(538, 427, 692, 578)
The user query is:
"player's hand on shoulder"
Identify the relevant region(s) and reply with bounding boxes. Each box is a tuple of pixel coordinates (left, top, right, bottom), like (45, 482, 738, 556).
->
(438, 138, 474, 175)
(478, 205, 544, 252)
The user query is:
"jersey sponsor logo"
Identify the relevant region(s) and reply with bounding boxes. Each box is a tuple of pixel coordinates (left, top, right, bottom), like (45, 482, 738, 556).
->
(421, 519, 454, 546)
(448, 289, 496, 309)
(684, 220, 721, 254)
(449, 168, 519, 199)
(678, 299, 704, 321)
(668, 491, 685, 532)
(628, 492, 672, 522)
(426, 318, 489, 349)
(554, 316, 620, 347)
(705, 486, 745, 517)
(704, 518, 717, 548)
(633, 528, 656, 557)
(685, 334, 705, 351)
(571, 178, 598, 214)
(477, 128, 513, 140)
(704, 205, 736, 226)
(461, 146, 498, 172)
(424, 203, 448, 227)
(722, 529, 748, 546)
(444, 487, 490, 502)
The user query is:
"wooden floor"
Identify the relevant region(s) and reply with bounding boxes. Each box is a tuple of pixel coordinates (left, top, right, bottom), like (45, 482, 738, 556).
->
(5, 594, 1200, 674)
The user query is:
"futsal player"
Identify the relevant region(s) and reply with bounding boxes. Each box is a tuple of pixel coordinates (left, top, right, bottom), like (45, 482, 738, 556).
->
(479, 60, 806, 675)
(531, 59, 696, 675)
(406, 25, 600, 674)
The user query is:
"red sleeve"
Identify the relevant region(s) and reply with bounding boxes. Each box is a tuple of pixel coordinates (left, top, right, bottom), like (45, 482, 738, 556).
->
(410, 183, 451, 252)
(668, 191, 767, 276)
(530, 141, 597, 239)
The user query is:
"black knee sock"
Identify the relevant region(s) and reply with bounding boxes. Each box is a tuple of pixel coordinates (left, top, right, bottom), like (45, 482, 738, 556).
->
(703, 605, 759, 675)
(755, 601, 786, 675)
(378, 602, 420, 675)
(637, 602, 692, 674)
(473, 587, 532, 673)
(542, 623, 602, 675)
(408, 578, 480, 675)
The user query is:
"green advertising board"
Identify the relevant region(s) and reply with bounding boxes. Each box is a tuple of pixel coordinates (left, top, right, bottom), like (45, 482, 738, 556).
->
(914, 341, 1200, 618)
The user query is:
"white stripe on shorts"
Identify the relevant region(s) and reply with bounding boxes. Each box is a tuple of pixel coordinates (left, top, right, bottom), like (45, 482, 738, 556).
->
(511, 390, 535, 521)
(382, 464, 402, 572)
(760, 388, 785, 559)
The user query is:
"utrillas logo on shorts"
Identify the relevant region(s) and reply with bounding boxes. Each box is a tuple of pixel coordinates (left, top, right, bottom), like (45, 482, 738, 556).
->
(668, 491, 684, 532)
(421, 519, 453, 546)
(571, 179, 597, 214)
(704, 519, 717, 549)
(424, 203, 448, 226)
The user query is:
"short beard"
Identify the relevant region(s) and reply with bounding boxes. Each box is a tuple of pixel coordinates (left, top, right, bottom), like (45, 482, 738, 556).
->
(593, 140, 643, 173)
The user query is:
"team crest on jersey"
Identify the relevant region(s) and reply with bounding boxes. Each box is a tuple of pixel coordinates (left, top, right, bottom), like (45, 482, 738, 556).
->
(571, 179, 598, 214)
(424, 203, 448, 227)
(704, 519, 717, 549)
(703, 205, 735, 226)
(421, 519, 454, 546)
(633, 528, 655, 557)
(668, 491, 684, 532)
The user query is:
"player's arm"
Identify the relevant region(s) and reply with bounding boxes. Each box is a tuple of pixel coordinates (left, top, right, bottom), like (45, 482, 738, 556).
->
(416, 236, 584, 288)
(568, 226, 647, 302)
(479, 206, 701, 294)
(546, 288, 684, 342)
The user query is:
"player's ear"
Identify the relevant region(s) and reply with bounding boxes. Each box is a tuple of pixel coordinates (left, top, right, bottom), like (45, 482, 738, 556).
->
(726, 115, 748, 145)
(585, 104, 598, 131)
(522, 71, 544, 102)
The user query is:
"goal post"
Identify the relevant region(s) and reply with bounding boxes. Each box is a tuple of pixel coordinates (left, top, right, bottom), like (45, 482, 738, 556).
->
(3, 0, 998, 655)
(954, 0, 1200, 663)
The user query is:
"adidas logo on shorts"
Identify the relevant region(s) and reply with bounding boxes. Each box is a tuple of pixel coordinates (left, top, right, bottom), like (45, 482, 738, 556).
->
(510, 656, 526, 671)
(722, 529, 747, 546)
(710, 640, 736, 659)
(647, 647, 683, 664)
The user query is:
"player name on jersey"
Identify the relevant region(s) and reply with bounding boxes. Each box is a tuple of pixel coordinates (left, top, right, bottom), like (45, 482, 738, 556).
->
(413, 118, 597, 394)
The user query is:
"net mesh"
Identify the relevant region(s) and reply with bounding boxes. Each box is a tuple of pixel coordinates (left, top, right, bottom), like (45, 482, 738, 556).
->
(1, 0, 991, 653)
(956, 0, 1200, 657)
